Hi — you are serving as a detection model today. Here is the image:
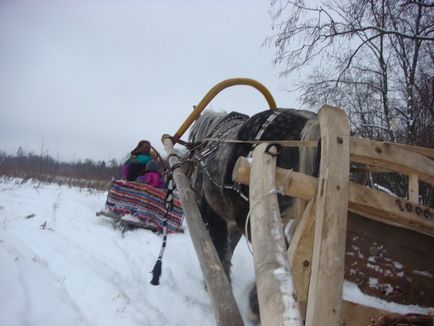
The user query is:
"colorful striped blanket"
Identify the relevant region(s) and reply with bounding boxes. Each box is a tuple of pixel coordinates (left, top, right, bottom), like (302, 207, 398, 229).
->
(105, 180, 184, 233)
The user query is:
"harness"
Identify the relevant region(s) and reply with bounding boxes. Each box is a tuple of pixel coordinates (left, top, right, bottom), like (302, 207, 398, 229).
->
(191, 112, 248, 166)
(247, 110, 281, 158)
(171, 110, 283, 202)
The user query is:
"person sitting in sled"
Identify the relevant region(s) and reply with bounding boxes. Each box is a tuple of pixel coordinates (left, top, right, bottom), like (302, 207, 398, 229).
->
(136, 159, 164, 188)
(121, 140, 153, 181)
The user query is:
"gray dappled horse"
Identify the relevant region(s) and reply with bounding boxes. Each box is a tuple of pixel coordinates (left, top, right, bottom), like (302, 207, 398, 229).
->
(187, 108, 320, 320)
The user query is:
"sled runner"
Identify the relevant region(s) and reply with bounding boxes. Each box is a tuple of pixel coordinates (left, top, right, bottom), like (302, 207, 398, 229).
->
(96, 211, 166, 236)
(97, 180, 184, 234)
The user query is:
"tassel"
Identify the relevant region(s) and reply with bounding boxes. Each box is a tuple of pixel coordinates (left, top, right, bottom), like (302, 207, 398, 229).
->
(150, 259, 162, 286)
(149, 178, 172, 286)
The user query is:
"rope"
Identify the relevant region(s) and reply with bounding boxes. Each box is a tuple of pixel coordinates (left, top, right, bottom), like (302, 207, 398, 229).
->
(244, 210, 253, 254)
(244, 145, 290, 255)
(150, 177, 175, 286)
(278, 169, 294, 196)
(244, 187, 280, 255)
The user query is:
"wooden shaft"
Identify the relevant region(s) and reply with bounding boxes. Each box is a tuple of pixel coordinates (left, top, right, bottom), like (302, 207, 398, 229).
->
(233, 157, 316, 201)
(249, 143, 302, 326)
(162, 135, 244, 326)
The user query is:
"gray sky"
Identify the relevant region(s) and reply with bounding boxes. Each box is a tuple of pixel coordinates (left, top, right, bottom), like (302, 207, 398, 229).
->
(0, 0, 300, 163)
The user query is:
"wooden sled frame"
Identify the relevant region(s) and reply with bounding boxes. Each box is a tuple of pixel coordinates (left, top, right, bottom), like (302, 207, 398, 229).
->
(233, 105, 434, 325)
(164, 74, 433, 325)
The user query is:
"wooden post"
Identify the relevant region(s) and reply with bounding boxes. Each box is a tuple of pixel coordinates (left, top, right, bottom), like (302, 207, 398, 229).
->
(408, 174, 419, 204)
(249, 143, 302, 326)
(162, 135, 244, 326)
(305, 106, 350, 326)
(287, 199, 316, 320)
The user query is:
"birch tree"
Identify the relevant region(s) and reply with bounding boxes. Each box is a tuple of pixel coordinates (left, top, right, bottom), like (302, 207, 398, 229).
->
(267, 0, 434, 145)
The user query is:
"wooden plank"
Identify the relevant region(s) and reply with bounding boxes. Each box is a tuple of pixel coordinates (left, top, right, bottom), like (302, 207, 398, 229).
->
(305, 105, 350, 326)
(249, 143, 302, 326)
(162, 135, 244, 326)
(345, 214, 434, 307)
(350, 137, 434, 186)
(233, 161, 434, 237)
(348, 181, 434, 236)
(233, 157, 316, 201)
(408, 174, 419, 204)
(385, 141, 434, 159)
(342, 300, 390, 325)
(287, 199, 316, 320)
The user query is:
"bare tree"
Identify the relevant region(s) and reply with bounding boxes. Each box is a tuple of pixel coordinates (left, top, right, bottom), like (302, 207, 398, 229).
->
(267, 0, 434, 144)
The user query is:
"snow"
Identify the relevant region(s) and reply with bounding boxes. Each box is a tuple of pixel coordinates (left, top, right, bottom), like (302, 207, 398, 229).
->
(414, 270, 433, 278)
(343, 281, 431, 316)
(373, 183, 397, 196)
(0, 179, 254, 326)
(0, 178, 432, 325)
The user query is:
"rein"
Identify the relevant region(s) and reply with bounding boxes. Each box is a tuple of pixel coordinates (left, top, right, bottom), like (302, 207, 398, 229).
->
(202, 138, 318, 148)
(150, 177, 176, 286)
(168, 114, 250, 200)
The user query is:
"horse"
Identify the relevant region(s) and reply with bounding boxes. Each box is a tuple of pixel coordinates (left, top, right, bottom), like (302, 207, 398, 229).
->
(186, 108, 320, 320)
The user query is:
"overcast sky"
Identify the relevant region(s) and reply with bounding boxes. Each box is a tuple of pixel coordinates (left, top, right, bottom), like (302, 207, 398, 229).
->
(0, 0, 302, 163)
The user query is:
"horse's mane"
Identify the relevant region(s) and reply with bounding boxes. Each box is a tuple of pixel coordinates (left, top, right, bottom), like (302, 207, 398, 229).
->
(188, 110, 228, 143)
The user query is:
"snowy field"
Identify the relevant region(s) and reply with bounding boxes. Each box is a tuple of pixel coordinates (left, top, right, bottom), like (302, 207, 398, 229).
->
(0, 179, 431, 326)
(0, 179, 256, 326)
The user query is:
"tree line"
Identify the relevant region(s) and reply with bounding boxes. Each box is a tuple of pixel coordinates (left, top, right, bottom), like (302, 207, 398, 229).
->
(268, 0, 433, 146)
(267, 0, 433, 205)
(0, 148, 122, 190)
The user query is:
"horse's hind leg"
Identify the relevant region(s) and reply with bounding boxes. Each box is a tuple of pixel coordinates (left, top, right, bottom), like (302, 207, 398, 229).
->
(201, 201, 242, 281)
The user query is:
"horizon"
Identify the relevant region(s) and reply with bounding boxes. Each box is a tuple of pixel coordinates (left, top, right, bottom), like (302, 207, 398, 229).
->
(0, 0, 302, 163)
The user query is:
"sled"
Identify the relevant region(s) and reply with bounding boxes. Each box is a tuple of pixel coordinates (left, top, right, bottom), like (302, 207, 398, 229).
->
(97, 180, 184, 234)
(232, 106, 434, 325)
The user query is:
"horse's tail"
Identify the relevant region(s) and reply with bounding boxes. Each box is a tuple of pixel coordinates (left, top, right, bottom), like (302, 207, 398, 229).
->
(283, 116, 320, 231)
(299, 117, 320, 177)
